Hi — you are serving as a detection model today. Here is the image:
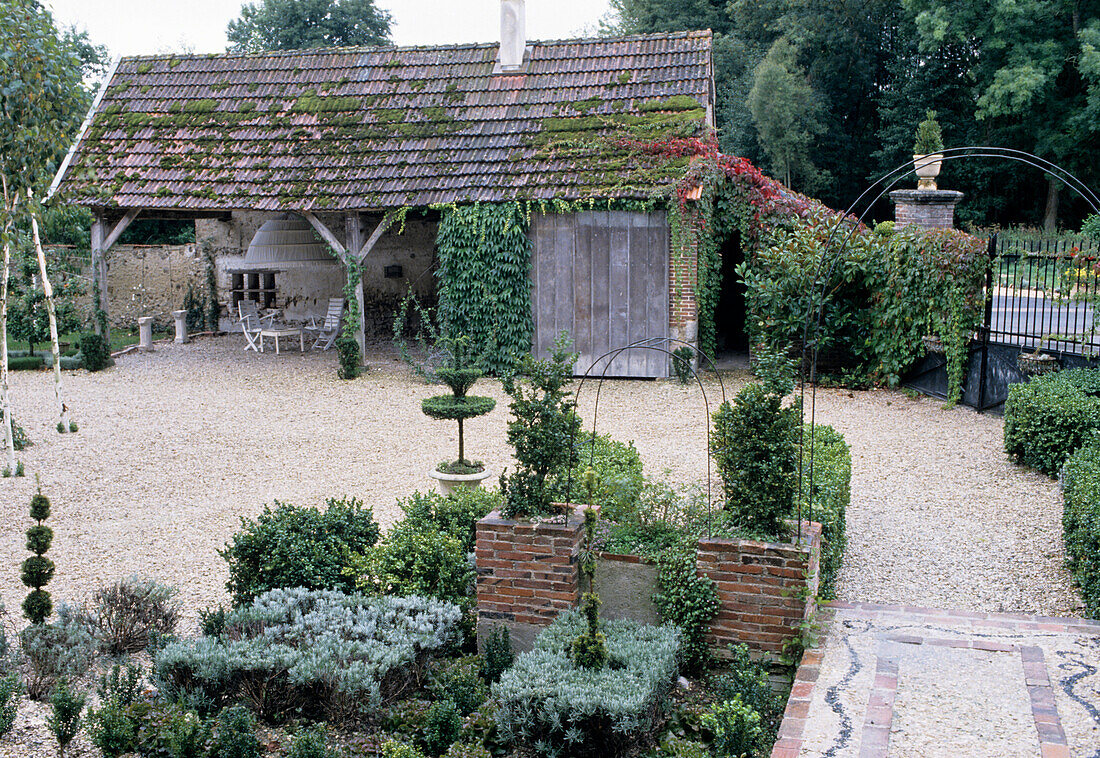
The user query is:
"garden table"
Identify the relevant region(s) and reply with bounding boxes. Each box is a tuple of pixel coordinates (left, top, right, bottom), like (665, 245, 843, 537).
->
(258, 327, 304, 355)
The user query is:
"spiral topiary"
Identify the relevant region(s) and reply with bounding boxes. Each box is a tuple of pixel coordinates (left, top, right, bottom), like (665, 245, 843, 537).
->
(22, 484, 55, 624)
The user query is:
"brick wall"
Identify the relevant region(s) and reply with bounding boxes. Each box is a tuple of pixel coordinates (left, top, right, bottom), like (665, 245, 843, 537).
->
(669, 208, 699, 345)
(697, 522, 822, 655)
(475, 506, 586, 651)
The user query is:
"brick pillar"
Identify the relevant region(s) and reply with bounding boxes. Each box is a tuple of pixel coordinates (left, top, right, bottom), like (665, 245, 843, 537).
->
(889, 189, 964, 231)
(669, 207, 699, 347)
(475, 505, 585, 652)
(697, 522, 822, 656)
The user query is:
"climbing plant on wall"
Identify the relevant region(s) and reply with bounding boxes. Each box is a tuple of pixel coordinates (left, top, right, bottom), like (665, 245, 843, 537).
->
(435, 202, 533, 374)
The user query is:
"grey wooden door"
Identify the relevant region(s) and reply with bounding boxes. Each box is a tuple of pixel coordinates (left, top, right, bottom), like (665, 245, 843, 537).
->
(530, 210, 669, 378)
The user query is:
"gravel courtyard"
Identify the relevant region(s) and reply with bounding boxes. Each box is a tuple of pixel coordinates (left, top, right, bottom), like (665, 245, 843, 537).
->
(0, 335, 1083, 629)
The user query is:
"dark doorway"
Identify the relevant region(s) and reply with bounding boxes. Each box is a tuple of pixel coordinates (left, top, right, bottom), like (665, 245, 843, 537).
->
(715, 229, 748, 355)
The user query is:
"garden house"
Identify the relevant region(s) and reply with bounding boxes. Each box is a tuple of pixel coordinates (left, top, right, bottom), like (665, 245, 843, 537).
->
(49, 9, 715, 377)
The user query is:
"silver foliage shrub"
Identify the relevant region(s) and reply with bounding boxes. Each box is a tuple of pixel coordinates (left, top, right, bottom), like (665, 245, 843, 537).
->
(155, 588, 461, 723)
(493, 611, 680, 758)
(20, 603, 99, 701)
(88, 576, 180, 655)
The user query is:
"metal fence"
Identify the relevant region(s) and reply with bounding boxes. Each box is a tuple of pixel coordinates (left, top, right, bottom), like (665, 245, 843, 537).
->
(987, 235, 1100, 355)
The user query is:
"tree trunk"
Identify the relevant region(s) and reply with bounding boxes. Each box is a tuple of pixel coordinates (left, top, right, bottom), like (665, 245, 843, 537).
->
(0, 184, 16, 472)
(29, 195, 69, 431)
(458, 417, 464, 464)
(1043, 177, 1061, 234)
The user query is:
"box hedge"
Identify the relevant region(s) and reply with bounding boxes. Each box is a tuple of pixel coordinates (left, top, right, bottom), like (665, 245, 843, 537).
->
(493, 611, 680, 758)
(799, 424, 851, 598)
(1061, 437, 1100, 617)
(155, 588, 462, 723)
(1004, 368, 1100, 476)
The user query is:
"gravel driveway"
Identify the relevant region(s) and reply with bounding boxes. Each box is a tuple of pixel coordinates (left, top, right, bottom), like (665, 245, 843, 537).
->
(0, 335, 1083, 628)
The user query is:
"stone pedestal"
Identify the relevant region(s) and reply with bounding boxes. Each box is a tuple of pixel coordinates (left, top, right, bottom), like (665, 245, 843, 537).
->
(890, 189, 964, 231)
(138, 317, 154, 352)
(172, 310, 189, 344)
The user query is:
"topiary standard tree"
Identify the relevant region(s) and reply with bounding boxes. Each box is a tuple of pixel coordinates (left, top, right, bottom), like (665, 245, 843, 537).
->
(22, 484, 55, 624)
(421, 334, 495, 475)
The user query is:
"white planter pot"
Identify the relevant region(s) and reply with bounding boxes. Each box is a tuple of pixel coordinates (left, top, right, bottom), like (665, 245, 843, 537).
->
(913, 153, 943, 190)
(429, 467, 493, 495)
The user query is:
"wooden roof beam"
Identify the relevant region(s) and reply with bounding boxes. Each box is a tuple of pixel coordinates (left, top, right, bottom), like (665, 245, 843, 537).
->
(101, 208, 141, 252)
(301, 211, 347, 261)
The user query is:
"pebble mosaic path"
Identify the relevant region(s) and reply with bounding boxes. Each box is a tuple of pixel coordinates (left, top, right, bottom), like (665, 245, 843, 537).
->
(774, 602, 1100, 758)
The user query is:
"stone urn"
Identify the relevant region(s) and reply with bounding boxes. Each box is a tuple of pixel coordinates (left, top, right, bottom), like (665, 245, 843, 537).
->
(913, 153, 943, 190)
(429, 467, 493, 495)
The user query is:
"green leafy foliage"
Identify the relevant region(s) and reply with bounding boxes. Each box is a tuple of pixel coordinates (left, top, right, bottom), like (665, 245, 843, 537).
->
(227, 0, 391, 53)
(711, 644, 784, 751)
(913, 110, 943, 154)
(0, 674, 20, 740)
(335, 335, 361, 380)
(0, 409, 30, 450)
(799, 424, 851, 598)
(381, 740, 427, 758)
(418, 334, 496, 471)
(78, 333, 113, 372)
(22, 486, 55, 624)
(354, 520, 472, 603)
(88, 696, 137, 758)
(670, 346, 694, 384)
(1004, 368, 1100, 477)
(47, 679, 85, 758)
(500, 335, 581, 518)
(1060, 437, 1100, 617)
(429, 657, 487, 717)
(423, 699, 462, 756)
(221, 496, 380, 605)
(479, 627, 514, 684)
(494, 611, 681, 757)
(570, 593, 610, 670)
(712, 385, 799, 537)
(399, 488, 500, 553)
(210, 705, 260, 758)
(700, 695, 761, 758)
(435, 203, 533, 375)
(154, 588, 462, 723)
(560, 432, 645, 520)
(653, 550, 719, 673)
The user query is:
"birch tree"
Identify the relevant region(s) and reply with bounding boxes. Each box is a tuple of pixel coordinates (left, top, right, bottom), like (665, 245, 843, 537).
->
(28, 192, 70, 432)
(0, 0, 91, 467)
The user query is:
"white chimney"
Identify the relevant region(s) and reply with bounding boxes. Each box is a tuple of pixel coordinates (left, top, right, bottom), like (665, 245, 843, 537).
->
(499, 0, 526, 71)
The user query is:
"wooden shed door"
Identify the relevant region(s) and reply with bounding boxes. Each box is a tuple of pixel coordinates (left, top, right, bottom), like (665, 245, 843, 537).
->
(530, 210, 669, 378)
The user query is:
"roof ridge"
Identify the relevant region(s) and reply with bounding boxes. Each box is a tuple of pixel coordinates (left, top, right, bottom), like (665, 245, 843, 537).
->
(117, 29, 714, 62)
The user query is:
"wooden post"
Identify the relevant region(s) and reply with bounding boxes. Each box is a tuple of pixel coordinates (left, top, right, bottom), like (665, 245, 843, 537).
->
(90, 216, 107, 338)
(345, 213, 368, 361)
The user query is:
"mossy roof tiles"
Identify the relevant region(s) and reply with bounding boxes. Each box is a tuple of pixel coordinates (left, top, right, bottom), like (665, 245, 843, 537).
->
(53, 31, 712, 212)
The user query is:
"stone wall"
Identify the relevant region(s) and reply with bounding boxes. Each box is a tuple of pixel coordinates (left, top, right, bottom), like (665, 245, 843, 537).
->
(595, 553, 660, 625)
(103, 243, 206, 329)
(697, 522, 822, 656)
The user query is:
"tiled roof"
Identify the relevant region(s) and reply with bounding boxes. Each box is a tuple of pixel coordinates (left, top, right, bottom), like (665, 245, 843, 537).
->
(53, 31, 713, 212)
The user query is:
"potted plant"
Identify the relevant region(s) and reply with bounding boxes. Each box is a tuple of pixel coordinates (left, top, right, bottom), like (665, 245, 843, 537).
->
(423, 334, 496, 493)
(913, 109, 944, 190)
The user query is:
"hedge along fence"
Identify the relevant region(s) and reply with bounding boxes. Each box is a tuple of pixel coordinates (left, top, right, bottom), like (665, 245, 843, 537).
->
(1062, 436, 1100, 618)
(1004, 368, 1100, 476)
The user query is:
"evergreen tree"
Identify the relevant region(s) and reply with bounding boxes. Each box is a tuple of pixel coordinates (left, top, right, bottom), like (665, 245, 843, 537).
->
(227, 0, 392, 52)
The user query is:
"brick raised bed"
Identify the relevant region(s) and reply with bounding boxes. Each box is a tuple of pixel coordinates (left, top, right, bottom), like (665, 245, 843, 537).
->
(698, 522, 822, 655)
(475, 507, 822, 656)
(474, 505, 586, 652)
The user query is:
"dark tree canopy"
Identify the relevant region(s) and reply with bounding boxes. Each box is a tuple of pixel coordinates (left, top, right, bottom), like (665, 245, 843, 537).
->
(226, 0, 393, 53)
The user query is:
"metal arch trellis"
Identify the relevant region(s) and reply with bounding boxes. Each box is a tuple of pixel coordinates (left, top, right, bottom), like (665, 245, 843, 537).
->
(796, 146, 1100, 544)
(565, 337, 726, 536)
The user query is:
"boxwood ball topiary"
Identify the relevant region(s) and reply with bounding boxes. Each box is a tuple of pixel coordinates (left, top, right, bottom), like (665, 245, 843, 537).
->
(21, 589, 52, 625)
(25, 525, 53, 555)
(30, 493, 50, 523)
(21, 556, 55, 589)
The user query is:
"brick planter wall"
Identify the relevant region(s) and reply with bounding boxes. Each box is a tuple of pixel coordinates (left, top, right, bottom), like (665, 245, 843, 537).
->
(697, 522, 822, 656)
(474, 506, 586, 652)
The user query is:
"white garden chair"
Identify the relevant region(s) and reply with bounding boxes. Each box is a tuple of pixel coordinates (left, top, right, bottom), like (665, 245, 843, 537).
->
(238, 299, 277, 352)
(304, 297, 345, 351)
